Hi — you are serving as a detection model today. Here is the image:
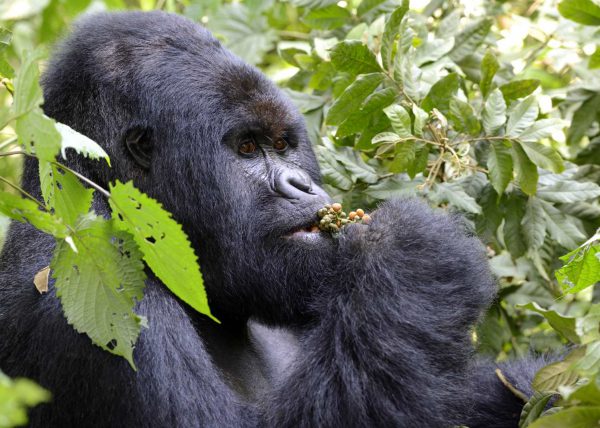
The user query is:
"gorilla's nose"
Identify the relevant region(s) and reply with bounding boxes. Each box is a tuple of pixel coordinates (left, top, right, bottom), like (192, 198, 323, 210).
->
(273, 168, 330, 202)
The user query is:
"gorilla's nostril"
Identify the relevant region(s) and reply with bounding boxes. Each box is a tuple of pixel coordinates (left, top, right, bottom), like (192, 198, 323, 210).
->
(274, 169, 315, 200)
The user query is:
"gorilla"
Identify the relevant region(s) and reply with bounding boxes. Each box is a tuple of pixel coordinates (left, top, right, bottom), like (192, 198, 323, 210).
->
(0, 11, 547, 428)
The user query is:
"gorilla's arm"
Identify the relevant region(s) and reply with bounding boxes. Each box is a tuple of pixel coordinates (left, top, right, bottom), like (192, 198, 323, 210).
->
(265, 199, 497, 427)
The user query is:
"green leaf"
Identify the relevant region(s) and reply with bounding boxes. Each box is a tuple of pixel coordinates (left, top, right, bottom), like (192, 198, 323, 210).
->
(12, 48, 45, 117)
(336, 88, 396, 137)
(388, 140, 416, 173)
(483, 88, 507, 134)
(487, 140, 513, 195)
(109, 181, 216, 322)
(567, 93, 600, 145)
(55, 123, 110, 165)
(383, 104, 412, 138)
(430, 182, 482, 214)
(522, 197, 546, 250)
(500, 80, 540, 103)
(589, 46, 600, 68)
(316, 145, 353, 190)
(518, 141, 564, 173)
(519, 392, 555, 428)
(327, 73, 384, 126)
(51, 214, 146, 367)
(364, 176, 420, 200)
(39, 161, 94, 226)
(480, 49, 499, 98)
(330, 40, 382, 75)
(208, 3, 277, 65)
(504, 193, 527, 258)
(412, 105, 428, 137)
(506, 96, 539, 138)
(0, 371, 51, 428)
(539, 199, 587, 249)
(449, 18, 492, 62)
(518, 303, 580, 344)
(449, 97, 481, 134)
(407, 143, 429, 178)
(302, 5, 351, 30)
(556, 244, 600, 294)
(372, 132, 400, 145)
(0, 191, 68, 238)
(569, 376, 600, 405)
(519, 119, 566, 143)
(528, 406, 600, 428)
(16, 110, 61, 161)
(512, 142, 538, 196)
(538, 180, 600, 203)
(381, 1, 410, 69)
(558, 0, 600, 25)
(421, 72, 460, 115)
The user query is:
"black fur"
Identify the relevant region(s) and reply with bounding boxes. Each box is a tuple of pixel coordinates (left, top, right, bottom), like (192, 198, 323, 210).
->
(0, 11, 543, 427)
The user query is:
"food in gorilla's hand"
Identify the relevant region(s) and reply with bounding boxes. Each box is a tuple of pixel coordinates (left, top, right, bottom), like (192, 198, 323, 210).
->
(317, 203, 370, 234)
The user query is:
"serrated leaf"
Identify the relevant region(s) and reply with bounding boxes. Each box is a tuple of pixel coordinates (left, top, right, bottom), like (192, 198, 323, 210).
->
(449, 18, 492, 62)
(330, 40, 382, 75)
(39, 161, 93, 226)
(487, 140, 513, 195)
(538, 180, 600, 203)
(55, 123, 110, 165)
(51, 214, 146, 367)
(567, 93, 600, 145)
(483, 88, 507, 134)
(109, 181, 215, 321)
(556, 244, 600, 294)
(519, 303, 579, 344)
(506, 96, 539, 137)
(302, 5, 351, 30)
(558, 0, 600, 25)
(512, 142, 538, 195)
(0, 191, 68, 238)
(500, 79, 540, 103)
(522, 197, 546, 250)
(383, 104, 412, 138)
(519, 392, 555, 428)
(529, 406, 600, 428)
(539, 199, 586, 249)
(327, 73, 383, 126)
(421, 72, 460, 115)
(381, 1, 409, 69)
(16, 110, 61, 161)
(480, 50, 499, 98)
(518, 140, 564, 173)
(449, 97, 481, 134)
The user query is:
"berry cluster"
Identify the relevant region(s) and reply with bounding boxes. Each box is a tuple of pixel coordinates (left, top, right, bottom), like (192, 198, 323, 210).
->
(317, 203, 371, 234)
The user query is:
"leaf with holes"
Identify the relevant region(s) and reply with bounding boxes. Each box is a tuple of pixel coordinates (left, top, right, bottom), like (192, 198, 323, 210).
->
(16, 110, 61, 161)
(51, 214, 146, 367)
(109, 180, 216, 322)
(39, 161, 93, 226)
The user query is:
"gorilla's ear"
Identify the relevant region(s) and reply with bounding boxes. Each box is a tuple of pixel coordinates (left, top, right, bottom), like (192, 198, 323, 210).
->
(124, 126, 153, 169)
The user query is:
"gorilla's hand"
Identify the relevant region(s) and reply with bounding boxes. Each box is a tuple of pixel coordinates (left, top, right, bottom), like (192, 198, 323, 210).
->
(266, 199, 496, 427)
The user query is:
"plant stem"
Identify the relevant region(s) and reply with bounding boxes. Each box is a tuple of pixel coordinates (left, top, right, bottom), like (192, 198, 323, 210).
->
(0, 176, 46, 209)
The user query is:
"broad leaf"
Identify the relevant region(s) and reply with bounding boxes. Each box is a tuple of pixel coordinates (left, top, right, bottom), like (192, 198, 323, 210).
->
(506, 96, 539, 137)
(519, 392, 555, 428)
(518, 140, 564, 173)
(449, 18, 492, 62)
(483, 89, 507, 134)
(558, 0, 600, 25)
(539, 199, 586, 249)
(330, 40, 382, 75)
(51, 214, 146, 367)
(556, 244, 600, 294)
(302, 5, 351, 30)
(519, 303, 579, 344)
(381, 1, 409, 69)
(537, 180, 600, 203)
(109, 181, 216, 321)
(522, 197, 546, 250)
(567, 93, 600, 145)
(0, 191, 68, 238)
(383, 104, 412, 138)
(16, 110, 61, 161)
(327, 73, 383, 126)
(421, 72, 460, 115)
(487, 140, 513, 195)
(500, 80, 540, 103)
(528, 406, 600, 428)
(480, 50, 499, 98)
(0, 371, 50, 428)
(512, 142, 538, 195)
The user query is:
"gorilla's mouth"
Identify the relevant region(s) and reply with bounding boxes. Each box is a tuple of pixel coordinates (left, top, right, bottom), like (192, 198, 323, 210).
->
(286, 220, 323, 240)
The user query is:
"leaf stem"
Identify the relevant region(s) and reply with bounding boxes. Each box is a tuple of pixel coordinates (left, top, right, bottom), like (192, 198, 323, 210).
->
(0, 176, 46, 209)
(52, 162, 111, 198)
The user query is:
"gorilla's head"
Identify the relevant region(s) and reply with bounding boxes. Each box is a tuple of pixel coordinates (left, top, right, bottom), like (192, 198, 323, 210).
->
(42, 11, 335, 326)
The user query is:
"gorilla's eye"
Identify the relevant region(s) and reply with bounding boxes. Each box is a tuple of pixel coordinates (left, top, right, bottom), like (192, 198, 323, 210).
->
(273, 139, 288, 152)
(239, 139, 257, 155)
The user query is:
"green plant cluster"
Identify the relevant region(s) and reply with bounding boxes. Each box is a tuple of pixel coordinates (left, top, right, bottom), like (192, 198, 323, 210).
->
(0, 0, 599, 426)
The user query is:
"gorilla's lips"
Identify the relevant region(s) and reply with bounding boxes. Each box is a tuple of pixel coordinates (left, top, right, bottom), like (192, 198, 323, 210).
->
(287, 219, 323, 239)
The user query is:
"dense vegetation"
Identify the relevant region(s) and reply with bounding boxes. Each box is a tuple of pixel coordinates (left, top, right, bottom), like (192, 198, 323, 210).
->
(0, 0, 598, 426)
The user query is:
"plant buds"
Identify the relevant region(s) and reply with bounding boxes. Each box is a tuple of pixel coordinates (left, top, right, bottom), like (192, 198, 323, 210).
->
(315, 203, 370, 234)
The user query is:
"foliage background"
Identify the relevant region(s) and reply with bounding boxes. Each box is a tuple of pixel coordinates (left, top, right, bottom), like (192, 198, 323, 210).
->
(0, 0, 599, 426)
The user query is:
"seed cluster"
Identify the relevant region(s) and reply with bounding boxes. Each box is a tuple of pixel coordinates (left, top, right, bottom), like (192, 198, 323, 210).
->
(317, 203, 371, 234)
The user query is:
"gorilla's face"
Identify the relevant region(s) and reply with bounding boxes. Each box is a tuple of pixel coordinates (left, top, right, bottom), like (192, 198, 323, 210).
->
(140, 63, 335, 325)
